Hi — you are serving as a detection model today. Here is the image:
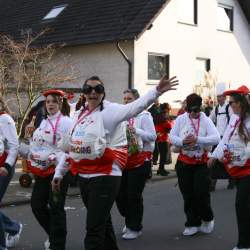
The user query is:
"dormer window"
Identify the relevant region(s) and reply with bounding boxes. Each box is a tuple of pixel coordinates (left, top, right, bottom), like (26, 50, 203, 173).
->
(217, 4, 233, 32)
(43, 5, 67, 20)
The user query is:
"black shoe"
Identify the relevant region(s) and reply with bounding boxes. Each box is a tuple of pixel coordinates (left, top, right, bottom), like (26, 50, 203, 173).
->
(153, 161, 158, 165)
(157, 169, 169, 176)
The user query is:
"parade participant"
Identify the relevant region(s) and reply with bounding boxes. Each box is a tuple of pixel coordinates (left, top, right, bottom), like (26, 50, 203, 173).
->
(20, 89, 73, 250)
(209, 82, 234, 191)
(148, 99, 161, 165)
(116, 88, 156, 240)
(52, 75, 178, 250)
(0, 98, 22, 250)
(155, 103, 172, 176)
(170, 93, 220, 236)
(208, 85, 250, 250)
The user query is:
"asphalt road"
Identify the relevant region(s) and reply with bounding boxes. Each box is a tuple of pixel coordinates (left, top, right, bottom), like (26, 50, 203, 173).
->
(1, 178, 237, 250)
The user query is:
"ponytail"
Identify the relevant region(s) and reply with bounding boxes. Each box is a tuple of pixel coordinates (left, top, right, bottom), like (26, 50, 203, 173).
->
(61, 97, 70, 116)
(100, 94, 105, 111)
(231, 93, 250, 143)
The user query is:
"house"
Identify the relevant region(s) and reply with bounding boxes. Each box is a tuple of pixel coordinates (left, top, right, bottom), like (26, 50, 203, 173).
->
(0, 0, 249, 107)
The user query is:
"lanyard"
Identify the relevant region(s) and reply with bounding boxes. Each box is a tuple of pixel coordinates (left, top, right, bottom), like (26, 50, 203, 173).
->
(228, 119, 240, 141)
(47, 114, 62, 145)
(189, 114, 200, 136)
(71, 107, 95, 135)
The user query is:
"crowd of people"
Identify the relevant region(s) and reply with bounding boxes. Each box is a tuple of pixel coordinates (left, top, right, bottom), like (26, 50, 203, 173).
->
(0, 75, 249, 250)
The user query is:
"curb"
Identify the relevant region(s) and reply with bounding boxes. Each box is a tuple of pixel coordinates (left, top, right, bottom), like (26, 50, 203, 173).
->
(0, 192, 81, 208)
(0, 174, 177, 208)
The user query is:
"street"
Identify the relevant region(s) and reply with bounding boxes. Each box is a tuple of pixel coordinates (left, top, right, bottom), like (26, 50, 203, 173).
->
(1, 178, 238, 250)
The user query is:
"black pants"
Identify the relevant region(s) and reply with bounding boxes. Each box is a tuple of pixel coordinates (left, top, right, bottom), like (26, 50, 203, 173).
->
(235, 175, 250, 248)
(31, 174, 69, 250)
(116, 163, 149, 231)
(175, 161, 214, 227)
(158, 141, 167, 170)
(79, 175, 121, 250)
(153, 142, 159, 163)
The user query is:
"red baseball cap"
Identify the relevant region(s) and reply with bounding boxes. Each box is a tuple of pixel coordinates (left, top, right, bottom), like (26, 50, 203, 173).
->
(43, 89, 65, 97)
(224, 85, 249, 96)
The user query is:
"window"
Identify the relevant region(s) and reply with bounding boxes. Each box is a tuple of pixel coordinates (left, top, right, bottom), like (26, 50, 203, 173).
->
(148, 53, 169, 81)
(43, 5, 67, 20)
(178, 0, 198, 25)
(195, 58, 210, 84)
(217, 4, 233, 31)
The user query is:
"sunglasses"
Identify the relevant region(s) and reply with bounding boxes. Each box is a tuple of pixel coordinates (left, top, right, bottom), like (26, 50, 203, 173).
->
(187, 106, 200, 113)
(82, 84, 105, 94)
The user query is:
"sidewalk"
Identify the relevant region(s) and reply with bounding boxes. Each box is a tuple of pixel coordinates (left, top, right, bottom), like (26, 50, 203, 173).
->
(0, 154, 178, 208)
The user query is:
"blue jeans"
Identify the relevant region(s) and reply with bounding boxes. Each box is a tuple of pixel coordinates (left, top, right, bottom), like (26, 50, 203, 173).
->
(0, 167, 20, 248)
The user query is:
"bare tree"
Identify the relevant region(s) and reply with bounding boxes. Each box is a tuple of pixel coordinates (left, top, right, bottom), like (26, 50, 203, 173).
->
(0, 31, 79, 136)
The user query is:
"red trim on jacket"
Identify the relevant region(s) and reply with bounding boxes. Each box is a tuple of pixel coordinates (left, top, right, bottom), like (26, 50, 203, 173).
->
(70, 147, 128, 175)
(0, 152, 8, 167)
(126, 151, 152, 170)
(178, 152, 208, 165)
(27, 161, 55, 177)
(225, 159, 250, 178)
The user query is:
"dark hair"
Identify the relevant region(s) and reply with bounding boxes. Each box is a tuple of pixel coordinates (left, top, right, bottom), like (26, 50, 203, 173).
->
(82, 75, 105, 111)
(160, 103, 171, 112)
(46, 94, 70, 116)
(123, 89, 140, 99)
(186, 93, 202, 109)
(230, 93, 250, 143)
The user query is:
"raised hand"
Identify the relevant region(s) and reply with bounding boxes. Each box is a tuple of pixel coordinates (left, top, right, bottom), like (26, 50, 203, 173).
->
(51, 177, 62, 192)
(156, 75, 179, 94)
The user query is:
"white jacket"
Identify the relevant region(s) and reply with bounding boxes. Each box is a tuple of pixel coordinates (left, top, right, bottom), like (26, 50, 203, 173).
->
(212, 114, 250, 167)
(19, 111, 73, 178)
(134, 111, 156, 153)
(0, 113, 18, 167)
(60, 88, 161, 178)
(170, 112, 220, 158)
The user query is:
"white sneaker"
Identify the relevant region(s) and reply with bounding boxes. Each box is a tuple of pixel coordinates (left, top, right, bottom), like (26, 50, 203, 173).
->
(199, 220, 214, 234)
(122, 228, 142, 240)
(182, 227, 199, 236)
(6, 223, 23, 248)
(44, 239, 51, 250)
(122, 225, 127, 234)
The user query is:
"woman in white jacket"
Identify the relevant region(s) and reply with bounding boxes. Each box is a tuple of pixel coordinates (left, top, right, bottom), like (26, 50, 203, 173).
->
(170, 93, 220, 236)
(20, 89, 73, 250)
(52, 75, 178, 250)
(208, 85, 250, 250)
(0, 106, 22, 250)
(116, 89, 156, 240)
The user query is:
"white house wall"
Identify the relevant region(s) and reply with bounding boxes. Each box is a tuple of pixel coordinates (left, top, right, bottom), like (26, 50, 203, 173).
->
(58, 41, 134, 102)
(134, 0, 250, 107)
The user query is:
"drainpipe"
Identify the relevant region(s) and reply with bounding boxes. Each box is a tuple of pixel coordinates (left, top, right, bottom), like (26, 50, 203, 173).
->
(116, 41, 132, 89)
